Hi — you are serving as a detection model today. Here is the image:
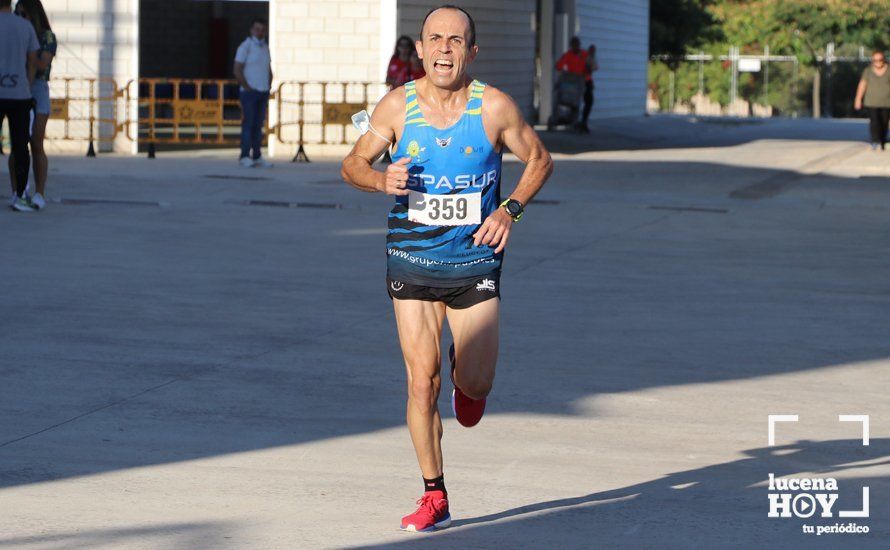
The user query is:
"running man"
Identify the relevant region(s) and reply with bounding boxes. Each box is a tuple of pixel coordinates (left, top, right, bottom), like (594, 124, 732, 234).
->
(341, 4, 553, 533)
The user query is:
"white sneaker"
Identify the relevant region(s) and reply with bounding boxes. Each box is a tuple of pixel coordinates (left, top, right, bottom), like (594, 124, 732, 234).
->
(239, 157, 255, 168)
(31, 192, 46, 210)
(253, 157, 274, 168)
(11, 196, 35, 212)
(8, 194, 16, 208)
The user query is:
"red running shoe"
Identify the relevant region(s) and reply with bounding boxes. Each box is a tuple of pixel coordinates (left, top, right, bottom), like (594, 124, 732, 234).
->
(449, 344, 486, 427)
(400, 490, 451, 532)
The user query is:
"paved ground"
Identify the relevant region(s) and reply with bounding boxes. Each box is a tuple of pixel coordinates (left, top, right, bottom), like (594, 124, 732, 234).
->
(1, 116, 889, 549)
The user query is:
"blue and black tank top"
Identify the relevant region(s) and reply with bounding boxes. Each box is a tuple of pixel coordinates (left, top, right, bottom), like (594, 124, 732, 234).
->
(386, 80, 503, 287)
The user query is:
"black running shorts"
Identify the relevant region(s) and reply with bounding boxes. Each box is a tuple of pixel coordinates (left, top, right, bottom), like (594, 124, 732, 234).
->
(386, 274, 500, 309)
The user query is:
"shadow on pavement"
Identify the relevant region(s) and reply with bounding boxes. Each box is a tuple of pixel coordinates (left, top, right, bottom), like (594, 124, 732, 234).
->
(0, 153, 889, 548)
(355, 439, 888, 549)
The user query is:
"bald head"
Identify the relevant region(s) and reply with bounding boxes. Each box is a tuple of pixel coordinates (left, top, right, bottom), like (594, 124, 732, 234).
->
(420, 4, 476, 48)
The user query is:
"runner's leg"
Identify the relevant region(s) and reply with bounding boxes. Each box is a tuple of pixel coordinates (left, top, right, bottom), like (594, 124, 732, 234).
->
(446, 298, 499, 400)
(393, 298, 447, 478)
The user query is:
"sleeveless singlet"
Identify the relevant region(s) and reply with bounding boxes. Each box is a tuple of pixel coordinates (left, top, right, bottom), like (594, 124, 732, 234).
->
(386, 80, 503, 287)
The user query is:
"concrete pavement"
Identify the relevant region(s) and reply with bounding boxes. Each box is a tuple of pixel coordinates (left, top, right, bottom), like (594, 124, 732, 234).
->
(1, 116, 889, 549)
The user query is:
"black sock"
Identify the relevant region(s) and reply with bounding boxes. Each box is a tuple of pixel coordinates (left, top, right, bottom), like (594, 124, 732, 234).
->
(423, 475, 446, 494)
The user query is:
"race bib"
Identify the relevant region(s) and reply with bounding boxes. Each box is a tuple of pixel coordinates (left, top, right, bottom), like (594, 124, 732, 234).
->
(408, 191, 481, 226)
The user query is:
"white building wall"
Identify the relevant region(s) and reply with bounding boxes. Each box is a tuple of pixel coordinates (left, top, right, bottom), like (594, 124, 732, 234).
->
(38, 0, 138, 153)
(269, 0, 388, 157)
(397, 1, 537, 120)
(575, 0, 649, 119)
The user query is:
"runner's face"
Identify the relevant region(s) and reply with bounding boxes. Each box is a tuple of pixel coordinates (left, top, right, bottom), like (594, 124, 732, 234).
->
(873, 54, 886, 68)
(419, 9, 477, 88)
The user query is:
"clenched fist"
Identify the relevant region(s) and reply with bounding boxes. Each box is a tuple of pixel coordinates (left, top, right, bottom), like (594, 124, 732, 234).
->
(377, 156, 412, 196)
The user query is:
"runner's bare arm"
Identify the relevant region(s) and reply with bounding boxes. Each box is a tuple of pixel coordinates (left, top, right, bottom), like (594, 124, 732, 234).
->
(341, 90, 411, 195)
(473, 87, 553, 253)
(493, 89, 553, 205)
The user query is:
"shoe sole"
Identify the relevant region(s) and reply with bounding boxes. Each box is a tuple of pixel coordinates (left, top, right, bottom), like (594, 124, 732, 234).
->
(401, 514, 452, 532)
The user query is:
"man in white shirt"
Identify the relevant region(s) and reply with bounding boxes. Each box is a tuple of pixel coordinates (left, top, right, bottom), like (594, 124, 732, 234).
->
(234, 18, 273, 168)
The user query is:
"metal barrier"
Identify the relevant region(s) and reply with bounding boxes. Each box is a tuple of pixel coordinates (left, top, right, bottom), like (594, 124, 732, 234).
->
(46, 77, 123, 156)
(127, 78, 273, 155)
(35, 77, 387, 159)
(274, 81, 387, 162)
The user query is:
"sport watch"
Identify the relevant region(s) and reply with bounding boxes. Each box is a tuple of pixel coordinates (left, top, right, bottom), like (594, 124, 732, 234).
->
(501, 198, 524, 221)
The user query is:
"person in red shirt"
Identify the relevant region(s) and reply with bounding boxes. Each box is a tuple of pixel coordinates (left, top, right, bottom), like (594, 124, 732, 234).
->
(386, 35, 414, 89)
(555, 37, 592, 132)
(556, 36, 587, 77)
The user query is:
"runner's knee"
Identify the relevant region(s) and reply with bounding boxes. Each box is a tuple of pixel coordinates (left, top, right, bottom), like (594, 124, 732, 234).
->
(408, 374, 441, 411)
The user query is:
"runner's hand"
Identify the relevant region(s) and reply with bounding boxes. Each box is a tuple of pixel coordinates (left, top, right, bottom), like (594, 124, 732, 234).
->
(473, 208, 513, 253)
(379, 156, 411, 196)
(854, 99, 862, 111)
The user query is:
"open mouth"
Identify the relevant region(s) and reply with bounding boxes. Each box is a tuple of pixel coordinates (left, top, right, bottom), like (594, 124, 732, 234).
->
(433, 59, 454, 73)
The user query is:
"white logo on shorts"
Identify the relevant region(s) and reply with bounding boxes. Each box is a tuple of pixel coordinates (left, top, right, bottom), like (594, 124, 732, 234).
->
(390, 280, 404, 292)
(476, 279, 496, 292)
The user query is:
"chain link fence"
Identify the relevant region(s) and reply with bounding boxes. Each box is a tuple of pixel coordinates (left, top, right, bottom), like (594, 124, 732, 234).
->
(649, 44, 873, 119)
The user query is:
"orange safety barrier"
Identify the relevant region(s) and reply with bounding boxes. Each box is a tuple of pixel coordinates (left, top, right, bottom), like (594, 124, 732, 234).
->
(18, 77, 388, 159)
(127, 78, 276, 155)
(45, 77, 124, 156)
(273, 81, 387, 162)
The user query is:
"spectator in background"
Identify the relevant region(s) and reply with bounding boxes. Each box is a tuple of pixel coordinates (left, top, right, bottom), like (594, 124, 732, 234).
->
(408, 49, 426, 82)
(386, 35, 415, 89)
(854, 49, 890, 151)
(10, 0, 55, 210)
(234, 18, 273, 168)
(579, 44, 599, 134)
(0, 0, 39, 212)
(555, 36, 588, 133)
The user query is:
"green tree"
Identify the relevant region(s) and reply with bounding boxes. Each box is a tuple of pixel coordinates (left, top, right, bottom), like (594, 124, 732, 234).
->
(650, 0, 722, 67)
(711, 0, 890, 116)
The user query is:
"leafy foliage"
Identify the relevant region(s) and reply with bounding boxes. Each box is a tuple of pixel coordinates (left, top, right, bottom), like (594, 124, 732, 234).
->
(649, 0, 890, 115)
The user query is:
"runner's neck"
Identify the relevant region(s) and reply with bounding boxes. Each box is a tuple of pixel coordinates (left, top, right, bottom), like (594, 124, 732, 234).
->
(415, 77, 474, 112)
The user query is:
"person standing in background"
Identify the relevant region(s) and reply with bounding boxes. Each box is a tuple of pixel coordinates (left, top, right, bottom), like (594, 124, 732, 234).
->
(554, 37, 587, 133)
(10, 0, 55, 210)
(0, 0, 39, 212)
(854, 50, 890, 151)
(579, 44, 598, 134)
(234, 18, 273, 168)
(386, 36, 415, 89)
